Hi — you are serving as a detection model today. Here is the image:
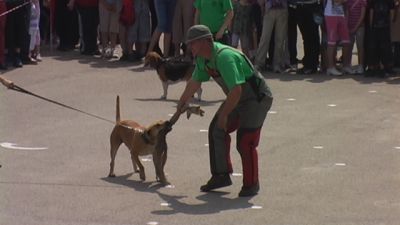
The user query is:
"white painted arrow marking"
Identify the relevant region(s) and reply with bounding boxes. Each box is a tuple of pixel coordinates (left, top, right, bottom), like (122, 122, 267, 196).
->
(0, 142, 48, 151)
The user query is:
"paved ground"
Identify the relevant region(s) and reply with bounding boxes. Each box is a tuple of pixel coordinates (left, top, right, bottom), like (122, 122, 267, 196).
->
(0, 48, 399, 225)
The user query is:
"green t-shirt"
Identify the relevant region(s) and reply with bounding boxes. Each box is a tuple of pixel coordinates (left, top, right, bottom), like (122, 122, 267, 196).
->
(192, 42, 254, 91)
(194, 0, 233, 34)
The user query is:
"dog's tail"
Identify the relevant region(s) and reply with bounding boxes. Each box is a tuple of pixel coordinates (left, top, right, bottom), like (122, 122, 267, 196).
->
(116, 95, 120, 123)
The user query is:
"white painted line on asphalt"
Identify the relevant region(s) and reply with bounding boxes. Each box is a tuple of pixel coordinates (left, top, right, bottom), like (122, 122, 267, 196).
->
(287, 98, 296, 101)
(232, 173, 242, 177)
(199, 129, 208, 132)
(313, 146, 324, 149)
(368, 90, 377, 93)
(141, 156, 152, 162)
(268, 111, 277, 114)
(328, 104, 337, 107)
(160, 202, 171, 207)
(0, 142, 48, 151)
(394, 146, 400, 150)
(147, 222, 159, 225)
(205, 144, 209, 147)
(335, 163, 346, 166)
(165, 184, 175, 189)
(168, 113, 174, 117)
(251, 205, 263, 209)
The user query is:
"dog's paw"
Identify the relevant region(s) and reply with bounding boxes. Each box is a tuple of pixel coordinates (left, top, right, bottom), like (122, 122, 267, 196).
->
(139, 172, 146, 181)
(160, 95, 167, 100)
(108, 173, 116, 178)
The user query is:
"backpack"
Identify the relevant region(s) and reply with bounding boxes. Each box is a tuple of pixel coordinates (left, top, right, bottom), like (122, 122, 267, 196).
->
(119, 0, 135, 26)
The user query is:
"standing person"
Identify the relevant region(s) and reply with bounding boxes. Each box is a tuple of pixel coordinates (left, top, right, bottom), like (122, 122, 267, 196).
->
(30, 0, 42, 61)
(5, 0, 31, 67)
(254, 0, 288, 73)
(119, 0, 151, 61)
(287, 0, 298, 70)
(174, 25, 273, 197)
(0, 0, 7, 70)
(55, 0, 79, 51)
(391, 0, 400, 69)
(231, 0, 256, 59)
(346, 0, 367, 74)
(324, 0, 354, 76)
(98, 0, 121, 58)
(172, 0, 194, 57)
(366, 0, 395, 77)
(294, 0, 321, 74)
(194, 0, 234, 45)
(69, 0, 100, 55)
(146, 0, 177, 57)
(128, 0, 151, 59)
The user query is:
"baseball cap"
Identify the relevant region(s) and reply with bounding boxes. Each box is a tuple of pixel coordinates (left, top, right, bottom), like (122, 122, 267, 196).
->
(185, 25, 213, 44)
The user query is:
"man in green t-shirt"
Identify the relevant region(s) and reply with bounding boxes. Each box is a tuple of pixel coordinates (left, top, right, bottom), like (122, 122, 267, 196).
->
(174, 25, 273, 197)
(194, 0, 234, 45)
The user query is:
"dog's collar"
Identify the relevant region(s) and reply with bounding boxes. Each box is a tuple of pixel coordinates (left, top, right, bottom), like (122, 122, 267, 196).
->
(155, 58, 167, 70)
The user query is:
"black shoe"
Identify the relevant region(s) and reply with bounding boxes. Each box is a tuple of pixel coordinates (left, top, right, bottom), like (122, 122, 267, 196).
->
(128, 51, 143, 62)
(238, 182, 260, 197)
(119, 54, 129, 61)
(0, 63, 7, 70)
(13, 58, 23, 68)
(200, 174, 232, 192)
(22, 57, 38, 65)
(81, 50, 101, 56)
(297, 68, 317, 75)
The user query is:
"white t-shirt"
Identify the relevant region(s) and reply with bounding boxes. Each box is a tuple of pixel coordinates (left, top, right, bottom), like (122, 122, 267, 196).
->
(324, 0, 345, 16)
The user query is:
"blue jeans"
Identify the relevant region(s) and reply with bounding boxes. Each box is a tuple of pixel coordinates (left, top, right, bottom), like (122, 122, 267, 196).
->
(154, 0, 176, 33)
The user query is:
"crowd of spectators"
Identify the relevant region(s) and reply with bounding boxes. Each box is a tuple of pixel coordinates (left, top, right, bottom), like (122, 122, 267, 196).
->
(0, 0, 399, 78)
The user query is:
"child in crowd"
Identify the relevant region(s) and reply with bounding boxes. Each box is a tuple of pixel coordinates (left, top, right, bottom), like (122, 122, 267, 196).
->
(324, 0, 354, 76)
(30, 0, 42, 62)
(366, 0, 395, 77)
(119, 0, 151, 61)
(231, 0, 256, 59)
(99, 0, 121, 59)
(346, 0, 367, 74)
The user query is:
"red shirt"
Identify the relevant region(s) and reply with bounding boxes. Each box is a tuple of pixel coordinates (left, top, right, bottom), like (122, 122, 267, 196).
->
(76, 0, 99, 7)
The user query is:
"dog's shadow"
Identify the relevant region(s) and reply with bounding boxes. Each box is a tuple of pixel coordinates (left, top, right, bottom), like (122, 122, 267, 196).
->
(101, 173, 255, 215)
(101, 173, 165, 192)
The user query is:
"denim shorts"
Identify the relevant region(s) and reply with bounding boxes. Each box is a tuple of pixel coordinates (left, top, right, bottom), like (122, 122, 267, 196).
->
(154, 0, 177, 33)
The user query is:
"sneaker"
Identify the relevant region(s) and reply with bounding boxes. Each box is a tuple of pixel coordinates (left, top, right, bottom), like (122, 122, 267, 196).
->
(200, 174, 232, 192)
(238, 182, 260, 197)
(297, 67, 317, 75)
(326, 67, 343, 76)
(0, 63, 7, 70)
(13, 57, 23, 68)
(342, 66, 355, 75)
(354, 65, 364, 74)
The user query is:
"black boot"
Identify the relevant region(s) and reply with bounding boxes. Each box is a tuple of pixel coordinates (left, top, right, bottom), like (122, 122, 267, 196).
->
(200, 174, 232, 192)
(238, 182, 260, 197)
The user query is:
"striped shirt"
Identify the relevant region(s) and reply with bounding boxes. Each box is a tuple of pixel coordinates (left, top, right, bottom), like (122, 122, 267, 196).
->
(346, 0, 367, 30)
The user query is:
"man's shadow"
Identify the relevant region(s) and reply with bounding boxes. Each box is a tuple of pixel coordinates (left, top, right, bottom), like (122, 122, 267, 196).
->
(101, 173, 255, 215)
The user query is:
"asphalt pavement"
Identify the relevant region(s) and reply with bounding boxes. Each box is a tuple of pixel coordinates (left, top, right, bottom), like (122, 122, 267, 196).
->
(1, 48, 399, 225)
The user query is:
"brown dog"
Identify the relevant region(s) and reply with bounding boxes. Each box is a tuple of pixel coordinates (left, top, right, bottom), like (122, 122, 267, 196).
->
(144, 51, 202, 100)
(108, 96, 172, 185)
